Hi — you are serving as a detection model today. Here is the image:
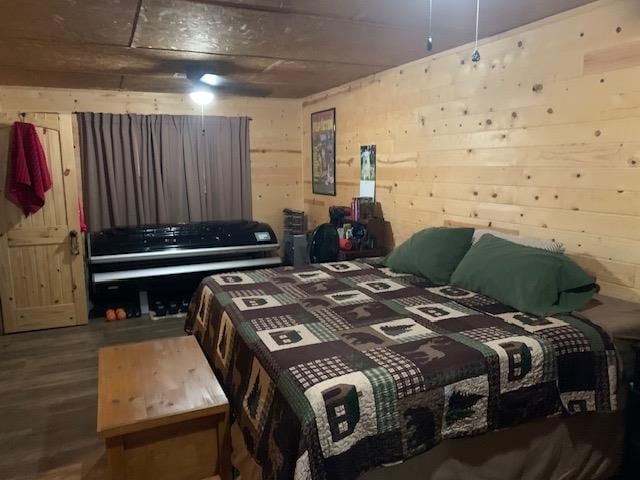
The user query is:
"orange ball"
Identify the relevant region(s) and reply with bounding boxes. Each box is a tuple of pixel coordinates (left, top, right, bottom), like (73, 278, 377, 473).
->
(105, 309, 116, 322)
(115, 308, 127, 321)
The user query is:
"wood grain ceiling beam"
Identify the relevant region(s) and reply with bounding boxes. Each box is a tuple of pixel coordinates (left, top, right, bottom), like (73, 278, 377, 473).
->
(0, 37, 391, 70)
(185, 0, 424, 28)
(138, 45, 395, 67)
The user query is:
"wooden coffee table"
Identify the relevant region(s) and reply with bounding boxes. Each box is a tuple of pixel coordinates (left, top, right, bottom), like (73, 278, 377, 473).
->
(97, 335, 230, 480)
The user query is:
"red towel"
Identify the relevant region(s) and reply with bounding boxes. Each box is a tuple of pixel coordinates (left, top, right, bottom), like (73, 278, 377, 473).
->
(6, 122, 52, 215)
(78, 199, 87, 232)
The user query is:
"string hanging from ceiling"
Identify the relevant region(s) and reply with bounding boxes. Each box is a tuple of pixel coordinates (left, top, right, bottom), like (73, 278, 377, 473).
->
(472, 0, 481, 62)
(426, 0, 433, 51)
(200, 103, 205, 136)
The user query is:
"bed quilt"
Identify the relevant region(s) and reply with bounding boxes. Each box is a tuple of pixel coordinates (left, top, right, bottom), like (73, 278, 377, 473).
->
(185, 258, 618, 480)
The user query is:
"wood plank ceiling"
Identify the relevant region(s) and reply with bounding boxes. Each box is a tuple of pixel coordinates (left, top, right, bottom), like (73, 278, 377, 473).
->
(0, 0, 596, 98)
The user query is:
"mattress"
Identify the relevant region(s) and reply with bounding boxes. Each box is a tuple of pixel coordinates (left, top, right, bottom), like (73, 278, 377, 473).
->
(185, 258, 619, 480)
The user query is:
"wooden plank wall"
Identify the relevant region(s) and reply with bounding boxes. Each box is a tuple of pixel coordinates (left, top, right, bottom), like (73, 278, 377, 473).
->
(302, 0, 640, 302)
(0, 87, 302, 238)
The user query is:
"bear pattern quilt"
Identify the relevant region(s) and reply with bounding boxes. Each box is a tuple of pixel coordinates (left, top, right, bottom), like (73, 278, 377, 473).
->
(185, 259, 618, 480)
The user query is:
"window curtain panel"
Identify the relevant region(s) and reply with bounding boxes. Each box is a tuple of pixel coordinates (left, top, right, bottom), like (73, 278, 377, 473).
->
(76, 112, 252, 232)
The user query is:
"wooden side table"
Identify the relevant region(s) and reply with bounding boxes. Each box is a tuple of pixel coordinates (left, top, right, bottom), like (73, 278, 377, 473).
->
(97, 336, 230, 480)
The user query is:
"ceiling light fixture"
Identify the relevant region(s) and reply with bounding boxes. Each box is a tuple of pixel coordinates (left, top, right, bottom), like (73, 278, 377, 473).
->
(189, 87, 214, 106)
(199, 73, 223, 86)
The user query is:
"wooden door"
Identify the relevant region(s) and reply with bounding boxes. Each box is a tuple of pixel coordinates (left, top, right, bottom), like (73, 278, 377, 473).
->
(0, 113, 87, 333)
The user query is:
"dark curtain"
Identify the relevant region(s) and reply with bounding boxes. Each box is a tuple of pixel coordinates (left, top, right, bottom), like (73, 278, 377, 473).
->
(76, 113, 252, 232)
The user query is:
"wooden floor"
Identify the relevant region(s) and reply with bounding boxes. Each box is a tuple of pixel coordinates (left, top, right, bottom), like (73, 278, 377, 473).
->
(0, 316, 185, 480)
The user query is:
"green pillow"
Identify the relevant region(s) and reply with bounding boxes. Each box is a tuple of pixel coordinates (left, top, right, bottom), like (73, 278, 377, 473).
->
(384, 227, 474, 284)
(450, 234, 597, 316)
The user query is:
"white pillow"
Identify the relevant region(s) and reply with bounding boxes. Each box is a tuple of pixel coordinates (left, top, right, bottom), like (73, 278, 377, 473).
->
(472, 229, 565, 254)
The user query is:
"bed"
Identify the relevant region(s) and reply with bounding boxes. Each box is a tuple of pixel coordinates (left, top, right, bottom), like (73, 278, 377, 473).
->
(185, 257, 622, 480)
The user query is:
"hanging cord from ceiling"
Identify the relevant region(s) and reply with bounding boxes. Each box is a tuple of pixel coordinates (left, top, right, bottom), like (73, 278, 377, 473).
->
(472, 0, 481, 62)
(200, 103, 205, 136)
(426, 0, 433, 51)
(200, 103, 207, 197)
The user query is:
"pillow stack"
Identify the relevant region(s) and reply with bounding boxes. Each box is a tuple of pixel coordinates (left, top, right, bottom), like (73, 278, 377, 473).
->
(384, 227, 597, 316)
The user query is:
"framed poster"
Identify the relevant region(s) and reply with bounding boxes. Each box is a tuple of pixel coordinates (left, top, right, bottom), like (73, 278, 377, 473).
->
(359, 144, 376, 200)
(311, 108, 336, 196)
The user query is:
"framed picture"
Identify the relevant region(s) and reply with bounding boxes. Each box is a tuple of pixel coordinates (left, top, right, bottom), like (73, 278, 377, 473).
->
(311, 108, 336, 196)
(359, 144, 376, 200)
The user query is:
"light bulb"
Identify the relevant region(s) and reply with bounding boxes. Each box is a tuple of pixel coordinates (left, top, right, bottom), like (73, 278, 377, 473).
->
(189, 89, 214, 106)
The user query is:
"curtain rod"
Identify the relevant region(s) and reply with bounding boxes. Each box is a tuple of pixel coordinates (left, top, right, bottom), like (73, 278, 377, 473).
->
(68, 111, 253, 121)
